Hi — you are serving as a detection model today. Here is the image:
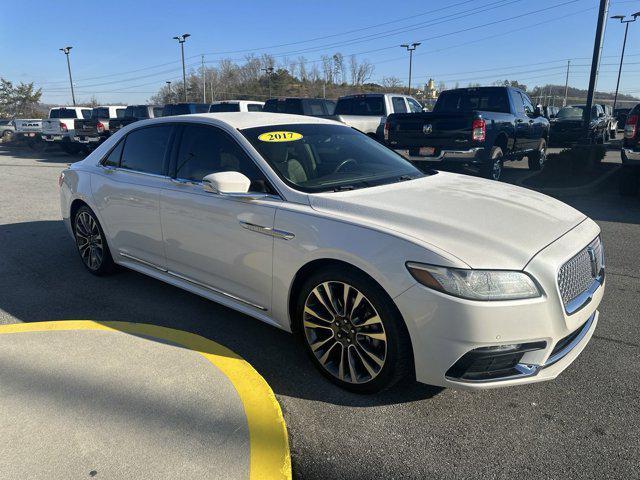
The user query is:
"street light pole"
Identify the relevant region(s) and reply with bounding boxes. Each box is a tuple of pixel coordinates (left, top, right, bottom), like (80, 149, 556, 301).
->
(201, 54, 206, 103)
(262, 66, 274, 98)
(563, 60, 571, 106)
(401, 43, 421, 95)
(610, 12, 640, 110)
(166, 81, 172, 103)
(59, 47, 76, 106)
(173, 33, 191, 102)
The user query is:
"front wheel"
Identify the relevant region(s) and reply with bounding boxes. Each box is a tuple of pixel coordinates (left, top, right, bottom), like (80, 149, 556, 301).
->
(73, 206, 115, 275)
(528, 139, 547, 171)
(480, 146, 503, 181)
(296, 266, 413, 393)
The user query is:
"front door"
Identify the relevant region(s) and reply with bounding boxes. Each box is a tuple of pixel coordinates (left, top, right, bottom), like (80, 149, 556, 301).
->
(160, 124, 280, 311)
(92, 124, 175, 268)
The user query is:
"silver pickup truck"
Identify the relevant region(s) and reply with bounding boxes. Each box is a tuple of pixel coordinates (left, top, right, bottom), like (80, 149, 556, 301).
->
(333, 93, 424, 140)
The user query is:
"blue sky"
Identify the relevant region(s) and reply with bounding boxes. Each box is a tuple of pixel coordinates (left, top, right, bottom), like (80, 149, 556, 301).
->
(2, 0, 640, 105)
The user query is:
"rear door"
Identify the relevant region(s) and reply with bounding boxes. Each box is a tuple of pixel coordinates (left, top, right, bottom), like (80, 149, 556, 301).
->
(92, 124, 175, 268)
(509, 90, 532, 151)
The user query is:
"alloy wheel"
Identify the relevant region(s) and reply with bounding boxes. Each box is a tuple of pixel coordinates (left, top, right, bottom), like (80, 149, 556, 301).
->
(303, 281, 387, 384)
(491, 157, 502, 180)
(75, 211, 104, 270)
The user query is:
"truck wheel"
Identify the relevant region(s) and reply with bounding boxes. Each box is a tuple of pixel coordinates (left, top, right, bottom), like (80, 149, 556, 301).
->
(480, 146, 503, 181)
(528, 139, 547, 171)
(619, 167, 639, 196)
(604, 129, 610, 143)
(1, 130, 13, 143)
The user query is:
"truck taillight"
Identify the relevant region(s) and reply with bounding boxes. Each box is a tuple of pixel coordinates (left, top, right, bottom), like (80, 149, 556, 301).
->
(97, 121, 105, 133)
(471, 118, 486, 142)
(624, 115, 638, 139)
(384, 119, 390, 141)
(60, 122, 68, 133)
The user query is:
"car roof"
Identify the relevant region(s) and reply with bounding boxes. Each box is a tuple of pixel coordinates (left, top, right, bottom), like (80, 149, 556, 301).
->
(179, 112, 342, 129)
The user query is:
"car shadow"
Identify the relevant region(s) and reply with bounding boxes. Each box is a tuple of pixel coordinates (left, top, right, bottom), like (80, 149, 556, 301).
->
(0, 144, 86, 163)
(0, 219, 441, 407)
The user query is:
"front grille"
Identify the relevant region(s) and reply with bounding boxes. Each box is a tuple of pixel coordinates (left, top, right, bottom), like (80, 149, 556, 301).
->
(557, 237, 604, 306)
(550, 321, 587, 358)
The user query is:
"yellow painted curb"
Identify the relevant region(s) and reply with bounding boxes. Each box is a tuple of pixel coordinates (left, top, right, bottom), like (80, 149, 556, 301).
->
(0, 320, 291, 480)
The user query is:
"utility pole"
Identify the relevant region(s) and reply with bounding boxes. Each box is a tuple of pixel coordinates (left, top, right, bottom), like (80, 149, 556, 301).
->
(166, 81, 173, 103)
(401, 43, 421, 95)
(610, 12, 640, 110)
(584, 0, 609, 142)
(173, 33, 191, 102)
(262, 66, 274, 98)
(563, 60, 571, 106)
(59, 47, 76, 106)
(201, 55, 206, 103)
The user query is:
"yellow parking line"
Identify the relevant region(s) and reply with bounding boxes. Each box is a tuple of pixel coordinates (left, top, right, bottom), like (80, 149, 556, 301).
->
(0, 320, 291, 480)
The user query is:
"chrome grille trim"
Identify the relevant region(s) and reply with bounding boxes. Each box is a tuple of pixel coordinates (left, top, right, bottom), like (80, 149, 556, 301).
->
(558, 237, 605, 314)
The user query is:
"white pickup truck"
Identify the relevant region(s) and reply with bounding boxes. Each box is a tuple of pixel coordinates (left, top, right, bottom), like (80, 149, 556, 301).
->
(209, 100, 264, 112)
(333, 93, 424, 140)
(42, 107, 92, 154)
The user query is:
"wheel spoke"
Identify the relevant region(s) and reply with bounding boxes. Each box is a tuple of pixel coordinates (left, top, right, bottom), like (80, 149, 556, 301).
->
(347, 346, 359, 383)
(318, 341, 338, 366)
(337, 344, 346, 381)
(304, 305, 332, 324)
(354, 314, 382, 328)
(303, 318, 333, 331)
(357, 331, 387, 342)
(349, 291, 364, 320)
(309, 334, 335, 352)
(321, 282, 341, 317)
(312, 286, 336, 319)
(353, 345, 377, 378)
(342, 283, 351, 317)
(356, 339, 385, 367)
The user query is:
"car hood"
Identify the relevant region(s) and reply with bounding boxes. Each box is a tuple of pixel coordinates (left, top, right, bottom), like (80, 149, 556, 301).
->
(309, 172, 586, 269)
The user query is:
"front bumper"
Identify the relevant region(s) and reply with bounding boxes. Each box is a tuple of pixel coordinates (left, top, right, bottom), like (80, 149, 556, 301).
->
(622, 148, 640, 166)
(394, 218, 604, 389)
(394, 147, 484, 164)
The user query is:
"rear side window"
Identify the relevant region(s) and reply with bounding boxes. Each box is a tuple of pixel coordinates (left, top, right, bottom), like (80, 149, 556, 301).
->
(305, 100, 326, 116)
(392, 97, 408, 113)
(435, 88, 511, 114)
(49, 109, 61, 119)
(209, 103, 240, 113)
(152, 107, 163, 117)
(82, 109, 92, 119)
(247, 103, 263, 112)
(120, 125, 173, 174)
(335, 97, 384, 116)
(116, 108, 126, 118)
(194, 104, 210, 113)
(285, 99, 304, 115)
(103, 140, 124, 167)
(92, 108, 109, 119)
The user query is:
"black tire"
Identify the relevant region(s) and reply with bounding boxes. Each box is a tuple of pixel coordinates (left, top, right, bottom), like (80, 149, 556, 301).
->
(528, 138, 547, 171)
(619, 167, 639, 196)
(295, 265, 413, 393)
(480, 146, 504, 181)
(1, 130, 13, 143)
(73, 206, 115, 276)
(604, 128, 610, 143)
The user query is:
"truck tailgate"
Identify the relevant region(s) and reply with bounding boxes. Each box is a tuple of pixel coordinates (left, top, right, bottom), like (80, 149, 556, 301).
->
(387, 112, 475, 148)
(74, 119, 100, 137)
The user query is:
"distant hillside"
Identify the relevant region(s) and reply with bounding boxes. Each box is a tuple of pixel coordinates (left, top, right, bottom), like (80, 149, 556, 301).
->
(528, 84, 639, 106)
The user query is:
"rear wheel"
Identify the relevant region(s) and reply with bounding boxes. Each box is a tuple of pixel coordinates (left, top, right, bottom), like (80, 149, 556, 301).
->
(480, 146, 503, 181)
(73, 206, 115, 275)
(528, 138, 547, 171)
(1, 130, 13, 143)
(296, 266, 413, 393)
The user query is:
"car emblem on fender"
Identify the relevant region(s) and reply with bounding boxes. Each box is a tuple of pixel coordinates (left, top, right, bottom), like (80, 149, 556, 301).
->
(423, 124, 433, 134)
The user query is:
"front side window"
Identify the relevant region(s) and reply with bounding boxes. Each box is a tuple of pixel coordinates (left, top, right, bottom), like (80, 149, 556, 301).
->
(120, 125, 173, 174)
(520, 93, 535, 115)
(241, 123, 424, 193)
(408, 98, 423, 113)
(175, 125, 271, 192)
(392, 97, 408, 113)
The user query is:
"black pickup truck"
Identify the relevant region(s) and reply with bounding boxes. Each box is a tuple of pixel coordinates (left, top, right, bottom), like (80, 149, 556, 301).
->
(109, 105, 163, 133)
(74, 106, 126, 147)
(385, 86, 549, 180)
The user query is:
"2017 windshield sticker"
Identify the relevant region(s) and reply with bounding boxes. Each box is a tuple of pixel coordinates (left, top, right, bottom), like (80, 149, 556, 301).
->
(258, 131, 303, 142)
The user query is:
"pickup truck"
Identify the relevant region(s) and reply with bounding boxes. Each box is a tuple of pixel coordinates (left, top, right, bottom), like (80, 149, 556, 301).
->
(620, 102, 640, 195)
(109, 105, 163, 133)
(209, 100, 264, 112)
(263, 98, 336, 118)
(42, 107, 92, 154)
(334, 93, 423, 140)
(385, 86, 549, 180)
(13, 118, 43, 147)
(73, 105, 126, 147)
(0, 119, 15, 142)
(549, 105, 607, 147)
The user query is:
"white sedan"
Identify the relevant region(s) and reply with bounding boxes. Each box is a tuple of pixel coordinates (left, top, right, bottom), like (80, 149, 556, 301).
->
(59, 112, 604, 393)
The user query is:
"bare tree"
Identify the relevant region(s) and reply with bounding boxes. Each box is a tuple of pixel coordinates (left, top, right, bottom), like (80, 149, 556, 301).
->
(356, 59, 374, 85)
(333, 53, 345, 84)
(321, 55, 333, 84)
(349, 55, 358, 85)
(382, 76, 403, 89)
(298, 56, 308, 81)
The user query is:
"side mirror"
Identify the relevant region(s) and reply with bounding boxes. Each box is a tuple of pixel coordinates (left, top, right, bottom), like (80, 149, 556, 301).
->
(202, 171, 267, 200)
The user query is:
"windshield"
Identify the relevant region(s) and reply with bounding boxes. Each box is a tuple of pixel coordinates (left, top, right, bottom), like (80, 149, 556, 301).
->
(241, 124, 425, 193)
(210, 103, 241, 112)
(49, 108, 78, 119)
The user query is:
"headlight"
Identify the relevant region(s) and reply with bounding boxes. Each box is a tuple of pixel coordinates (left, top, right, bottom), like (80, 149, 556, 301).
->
(406, 263, 541, 301)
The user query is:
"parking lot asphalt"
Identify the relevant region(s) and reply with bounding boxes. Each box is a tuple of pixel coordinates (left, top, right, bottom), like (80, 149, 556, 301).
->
(0, 144, 639, 479)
